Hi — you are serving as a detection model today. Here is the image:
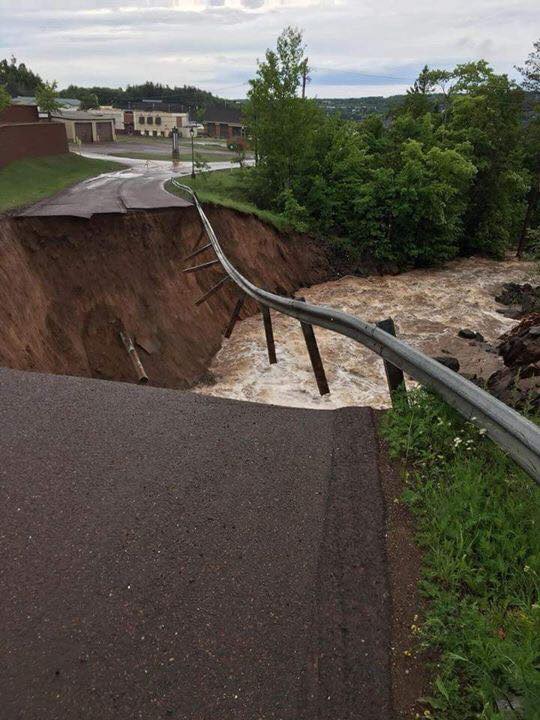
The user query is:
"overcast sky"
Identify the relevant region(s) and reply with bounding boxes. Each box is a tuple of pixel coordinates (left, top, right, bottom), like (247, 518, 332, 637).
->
(0, 0, 537, 98)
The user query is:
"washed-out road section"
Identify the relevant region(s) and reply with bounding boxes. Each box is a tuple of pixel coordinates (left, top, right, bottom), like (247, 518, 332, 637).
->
(17, 153, 247, 219)
(0, 368, 391, 719)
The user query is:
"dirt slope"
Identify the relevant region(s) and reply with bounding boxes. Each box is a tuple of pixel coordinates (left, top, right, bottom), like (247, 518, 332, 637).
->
(0, 207, 332, 387)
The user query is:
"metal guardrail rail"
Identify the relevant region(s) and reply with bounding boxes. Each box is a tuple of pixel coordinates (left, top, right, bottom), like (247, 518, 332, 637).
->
(173, 180, 540, 484)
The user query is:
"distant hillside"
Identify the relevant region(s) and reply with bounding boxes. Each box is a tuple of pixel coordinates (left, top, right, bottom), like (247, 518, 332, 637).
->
(317, 96, 406, 120)
(318, 91, 539, 122)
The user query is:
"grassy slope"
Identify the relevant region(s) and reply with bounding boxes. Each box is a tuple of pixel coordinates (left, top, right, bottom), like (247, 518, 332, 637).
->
(382, 390, 539, 719)
(0, 154, 124, 213)
(165, 168, 293, 233)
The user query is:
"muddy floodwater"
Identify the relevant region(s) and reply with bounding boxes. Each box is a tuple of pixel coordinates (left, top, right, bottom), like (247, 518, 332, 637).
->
(195, 257, 538, 409)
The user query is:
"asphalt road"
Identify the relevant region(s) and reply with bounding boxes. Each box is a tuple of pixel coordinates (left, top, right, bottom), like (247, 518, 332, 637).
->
(18, 153, 252, 219)
(0, 368, 391, 719)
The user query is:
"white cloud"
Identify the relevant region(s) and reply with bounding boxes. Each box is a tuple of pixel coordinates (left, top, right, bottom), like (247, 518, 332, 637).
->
(0, 0, 537, 97)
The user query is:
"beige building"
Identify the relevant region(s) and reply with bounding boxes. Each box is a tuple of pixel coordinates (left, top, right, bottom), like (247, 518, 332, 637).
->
(133, 109, 196, 138)
(87, 106, 125, 133)
(52, 110, 117, 143)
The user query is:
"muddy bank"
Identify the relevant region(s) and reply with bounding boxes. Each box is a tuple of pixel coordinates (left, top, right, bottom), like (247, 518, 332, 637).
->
(0, 207, 332, 387)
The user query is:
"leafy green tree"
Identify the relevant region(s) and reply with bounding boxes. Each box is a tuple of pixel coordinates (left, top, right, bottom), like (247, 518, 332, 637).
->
(0, 56, 41, 96)
(516, 38, 540, 92)
(79, 91, 99, 110)
(244, 27, 325, 205)
(516, 39, 540, 256)
(0, 84, 10, 113)
(443, 63, 525, 256)
(36, 80, 61, 119)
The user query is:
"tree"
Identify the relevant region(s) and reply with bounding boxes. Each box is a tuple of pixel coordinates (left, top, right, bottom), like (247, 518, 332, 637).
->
(516, 38, 540, 92)
(516, 39, 540, 256)
(442, 63, 525, 256)
(0, 56, 41, 96)
(0, 84, 10, 113)
(79, 91, 99, 110)
(244, 27, 324, 205)
(36, 80, 61, 120)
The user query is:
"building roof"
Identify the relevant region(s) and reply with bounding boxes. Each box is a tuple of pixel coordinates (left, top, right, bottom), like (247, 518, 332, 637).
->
(51, 110, 116, 121)
(12, 96, 81, 109)
(127, 101, 189, 113)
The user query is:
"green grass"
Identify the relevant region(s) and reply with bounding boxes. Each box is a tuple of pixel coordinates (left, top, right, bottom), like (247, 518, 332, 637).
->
(165, 168, 295, 233)
(0, 153, 124, 213)
(382, 390, 540, 719)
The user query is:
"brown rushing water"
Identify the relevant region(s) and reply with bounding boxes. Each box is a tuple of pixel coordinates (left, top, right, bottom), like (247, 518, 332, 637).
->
(195, 257, 538, 409)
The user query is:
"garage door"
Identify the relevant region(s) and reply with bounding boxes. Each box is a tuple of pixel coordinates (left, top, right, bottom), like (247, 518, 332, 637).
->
(75, 122, 93, 143)
(96, 122, 113, 143)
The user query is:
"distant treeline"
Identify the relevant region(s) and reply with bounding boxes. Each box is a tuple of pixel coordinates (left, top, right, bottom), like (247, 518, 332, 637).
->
(0, 57, 228, 112)
(57, 82, 223, 111)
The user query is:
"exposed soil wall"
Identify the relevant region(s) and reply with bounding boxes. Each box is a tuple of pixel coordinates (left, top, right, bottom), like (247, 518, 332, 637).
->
(0, 206, 332, 388)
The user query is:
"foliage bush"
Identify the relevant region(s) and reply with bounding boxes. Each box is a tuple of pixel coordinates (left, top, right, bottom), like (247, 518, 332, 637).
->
(382, 390, 540, 719)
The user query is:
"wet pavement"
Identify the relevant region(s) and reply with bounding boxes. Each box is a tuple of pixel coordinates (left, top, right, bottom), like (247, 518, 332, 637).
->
(0, 367, 391, 719)
(17, 153, 252, 219)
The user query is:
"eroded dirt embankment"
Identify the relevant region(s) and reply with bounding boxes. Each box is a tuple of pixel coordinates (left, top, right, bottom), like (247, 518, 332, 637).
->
(0, 207, 332, 387)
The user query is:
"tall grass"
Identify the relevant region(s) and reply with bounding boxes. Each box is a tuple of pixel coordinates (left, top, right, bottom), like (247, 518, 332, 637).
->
(382, 390, 539, 718)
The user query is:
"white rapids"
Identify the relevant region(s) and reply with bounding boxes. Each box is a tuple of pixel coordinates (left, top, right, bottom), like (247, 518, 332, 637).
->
(194, 257, 538, 410)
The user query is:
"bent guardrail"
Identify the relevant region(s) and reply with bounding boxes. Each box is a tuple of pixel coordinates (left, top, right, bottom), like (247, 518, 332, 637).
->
(173, 179, 540, 483)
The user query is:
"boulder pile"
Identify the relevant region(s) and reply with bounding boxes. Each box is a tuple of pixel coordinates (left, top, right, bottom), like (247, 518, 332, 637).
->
(486, 313, 540, 410)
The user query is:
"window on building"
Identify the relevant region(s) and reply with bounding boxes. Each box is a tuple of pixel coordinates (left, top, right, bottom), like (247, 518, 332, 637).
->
(147, 116, 153, 125)
(155, 116, 161, 125)
(138, 116, 145, 124)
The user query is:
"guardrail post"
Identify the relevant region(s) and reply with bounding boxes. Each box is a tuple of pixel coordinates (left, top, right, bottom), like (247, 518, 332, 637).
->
(298, 298, 330, 396)
(376, 318, 406, 405)
(224, 294, 246, 339)
(260, 305, 277, 364)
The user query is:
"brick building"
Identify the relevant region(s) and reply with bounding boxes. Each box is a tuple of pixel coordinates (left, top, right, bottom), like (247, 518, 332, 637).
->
(0, 104, 68, 168)
(203, 105, 245, 141)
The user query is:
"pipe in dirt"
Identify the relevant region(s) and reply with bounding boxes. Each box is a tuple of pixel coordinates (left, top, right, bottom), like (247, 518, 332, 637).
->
(118, 327, 149, 385)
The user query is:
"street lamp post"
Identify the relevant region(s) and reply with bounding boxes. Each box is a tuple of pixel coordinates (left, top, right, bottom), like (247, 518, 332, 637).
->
(190, 126, 196, 180)
(171, 126, 179, 161)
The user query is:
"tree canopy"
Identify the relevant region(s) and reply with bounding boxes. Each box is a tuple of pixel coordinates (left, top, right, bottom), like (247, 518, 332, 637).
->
(244, 32, 540, 267)
(0, 56, 42, 96)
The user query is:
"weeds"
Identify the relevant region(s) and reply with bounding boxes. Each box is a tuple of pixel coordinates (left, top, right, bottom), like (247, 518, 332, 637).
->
(382, 390, 540, 719)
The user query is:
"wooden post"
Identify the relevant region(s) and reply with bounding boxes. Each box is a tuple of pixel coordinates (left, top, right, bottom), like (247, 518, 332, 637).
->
(297, 298, 330, 396)
(260, 305, 277, 364)
(376, 318, 406, 405)
(224, 294, 246, 339)
(194, 276, 230, 306)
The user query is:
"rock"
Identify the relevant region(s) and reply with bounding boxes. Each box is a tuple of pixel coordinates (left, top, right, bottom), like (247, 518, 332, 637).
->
(498, 313, 540, 368)
(495, 282, 540, 318)
(485, 313, 540, 410)
(434, 356, 460, 371)
(458, 329, 484, 342)
(496, 307, 523, 319)
(487, 366, 540, 411)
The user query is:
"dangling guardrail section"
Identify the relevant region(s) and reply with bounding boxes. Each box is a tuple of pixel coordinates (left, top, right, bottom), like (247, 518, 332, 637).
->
(173, 180, 540, 484)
